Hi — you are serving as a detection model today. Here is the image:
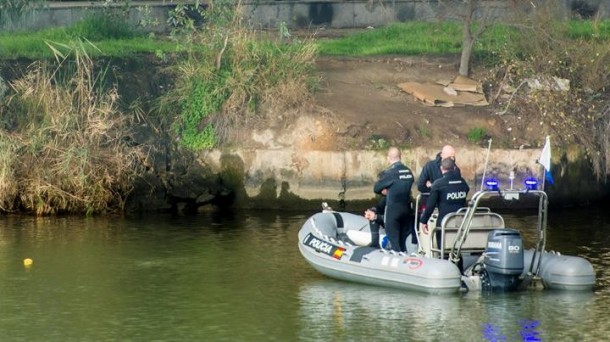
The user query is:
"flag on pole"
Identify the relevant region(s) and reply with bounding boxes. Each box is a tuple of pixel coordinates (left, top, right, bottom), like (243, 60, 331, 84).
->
(539, 136, 554, 185)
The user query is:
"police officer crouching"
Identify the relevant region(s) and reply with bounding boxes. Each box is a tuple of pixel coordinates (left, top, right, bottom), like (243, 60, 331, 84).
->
(419, 157, 469, 250)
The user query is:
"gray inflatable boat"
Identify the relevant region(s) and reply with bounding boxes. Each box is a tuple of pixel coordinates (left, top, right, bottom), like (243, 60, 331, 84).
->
(298, 189, 596, 294)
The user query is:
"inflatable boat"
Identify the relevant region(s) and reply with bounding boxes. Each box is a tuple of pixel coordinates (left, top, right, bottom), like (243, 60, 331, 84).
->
(297, 188, 596, 294)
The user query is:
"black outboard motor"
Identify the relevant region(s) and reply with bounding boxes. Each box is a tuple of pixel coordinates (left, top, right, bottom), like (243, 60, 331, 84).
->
(483, 229, 524, 291)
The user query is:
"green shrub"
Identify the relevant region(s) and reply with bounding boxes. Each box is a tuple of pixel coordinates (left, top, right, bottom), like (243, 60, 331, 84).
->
(368, 134, 388, 150)
(66, 14, 135, 40)
(467, 127, 487, 143)
(160, 2, 318, 150)
(416, 124, 431, 139)
(176, 78, 228, 149)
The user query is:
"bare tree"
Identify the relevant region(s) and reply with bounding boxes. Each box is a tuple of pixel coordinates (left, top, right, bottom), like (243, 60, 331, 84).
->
(433, 0, 526, 77)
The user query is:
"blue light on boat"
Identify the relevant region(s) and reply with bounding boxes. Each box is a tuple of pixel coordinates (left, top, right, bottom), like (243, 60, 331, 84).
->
(525, 177, 538, 190)
(485, 178, 499, 191)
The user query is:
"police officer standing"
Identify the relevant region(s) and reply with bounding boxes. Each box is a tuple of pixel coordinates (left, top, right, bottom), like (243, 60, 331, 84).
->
(364, 147, 414, 252)
(419, 157, 469, 248)
(416, 145, 459, 207)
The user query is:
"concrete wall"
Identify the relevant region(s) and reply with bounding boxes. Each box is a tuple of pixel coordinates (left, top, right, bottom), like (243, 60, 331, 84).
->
(1, 1, 177, 32)
(241, 0, 609, 28)
(201, 147, 542, 202)
(2, 1, 608, 32)
(198, 145, 607, 208)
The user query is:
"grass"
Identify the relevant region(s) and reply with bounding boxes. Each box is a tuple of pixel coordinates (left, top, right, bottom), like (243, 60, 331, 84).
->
(2, 17, 610, 60)
(0, 28, 180, 59)
(468, 127, 487, 143)
(566, 20, 610, 39)
(316, 20, 610, 58)
(416, 123, 431, 139)
(0, 12, 183, 59)
(317, 22, 463, 56)
(0, 34, 180, 59)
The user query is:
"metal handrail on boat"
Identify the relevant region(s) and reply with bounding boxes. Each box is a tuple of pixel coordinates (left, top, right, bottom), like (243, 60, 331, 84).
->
(436, 207, 502, 260)
(413, 193, 428, 248)
(449, 189, 548, 277)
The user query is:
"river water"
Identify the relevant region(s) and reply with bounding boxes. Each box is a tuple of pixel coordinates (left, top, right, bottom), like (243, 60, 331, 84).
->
(0, 205, 608, 341)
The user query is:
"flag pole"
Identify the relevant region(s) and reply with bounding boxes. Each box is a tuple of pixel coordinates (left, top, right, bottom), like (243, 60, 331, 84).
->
(541, 163, 546, 190)
(480, 138, 492, 191)
(535, 158, 546, 190)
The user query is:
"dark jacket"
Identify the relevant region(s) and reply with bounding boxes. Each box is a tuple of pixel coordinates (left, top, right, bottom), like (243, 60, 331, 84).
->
(419, 170, 470, 226)
(373, 161, 414, 207)
(417, 152, 461, 194)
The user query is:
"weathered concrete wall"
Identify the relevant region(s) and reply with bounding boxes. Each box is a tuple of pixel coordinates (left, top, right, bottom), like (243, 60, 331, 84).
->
(198, 145, 606, 209)
(241, 0, 609, 28)
(2, 1, 177, 32)
(3, 0, 608, 32)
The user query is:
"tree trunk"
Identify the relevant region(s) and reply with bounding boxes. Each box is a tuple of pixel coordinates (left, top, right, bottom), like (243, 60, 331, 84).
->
(459, 17, 474, 77)
(459, 36, 474, 77)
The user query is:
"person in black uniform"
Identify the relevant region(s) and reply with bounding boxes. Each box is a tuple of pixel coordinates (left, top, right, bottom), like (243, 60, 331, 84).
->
(364, 147, 414, 252)
(419, 157, 469, 249)
(416, 145, 459, 206)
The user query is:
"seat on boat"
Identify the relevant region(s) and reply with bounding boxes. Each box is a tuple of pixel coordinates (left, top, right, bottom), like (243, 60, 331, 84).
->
(429, 208, 505, 259)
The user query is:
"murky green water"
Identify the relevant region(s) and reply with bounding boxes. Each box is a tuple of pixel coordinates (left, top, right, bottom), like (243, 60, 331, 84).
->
(0, 206, 608, 341)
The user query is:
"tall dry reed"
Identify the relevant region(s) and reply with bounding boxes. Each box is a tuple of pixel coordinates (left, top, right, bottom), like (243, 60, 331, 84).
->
(0, 41, 145, 215)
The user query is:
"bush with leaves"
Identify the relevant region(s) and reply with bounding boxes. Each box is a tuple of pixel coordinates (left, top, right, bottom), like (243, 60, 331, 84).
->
(486, 9, 610, 180)
(159, 0, 319, 150)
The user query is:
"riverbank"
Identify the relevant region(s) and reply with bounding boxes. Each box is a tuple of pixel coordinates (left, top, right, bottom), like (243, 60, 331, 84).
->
(1, 52, 609, 214)
(1, 10, 610, 214)
(117, 52, 605, 212)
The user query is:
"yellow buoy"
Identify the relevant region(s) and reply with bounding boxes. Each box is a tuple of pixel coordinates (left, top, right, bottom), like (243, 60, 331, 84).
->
(23, 258, 33, 267)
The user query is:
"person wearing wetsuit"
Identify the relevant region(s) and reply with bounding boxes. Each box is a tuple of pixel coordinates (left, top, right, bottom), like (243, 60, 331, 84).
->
(364, 147, 414, 252)
(419, 157, 469, 249)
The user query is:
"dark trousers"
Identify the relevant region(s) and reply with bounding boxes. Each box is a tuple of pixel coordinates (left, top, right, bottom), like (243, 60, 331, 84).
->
(369, 221, 380, 248)
(384, 205, 410, 252)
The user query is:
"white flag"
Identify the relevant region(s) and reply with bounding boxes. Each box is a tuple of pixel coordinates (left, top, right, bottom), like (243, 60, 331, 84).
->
(539, 136, 554, 185)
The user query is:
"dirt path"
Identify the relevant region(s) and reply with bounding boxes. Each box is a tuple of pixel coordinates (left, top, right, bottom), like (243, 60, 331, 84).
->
(309, 56, 506, 150)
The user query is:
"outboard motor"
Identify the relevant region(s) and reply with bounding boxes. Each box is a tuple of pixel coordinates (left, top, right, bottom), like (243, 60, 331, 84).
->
(483, 229, 524, 291)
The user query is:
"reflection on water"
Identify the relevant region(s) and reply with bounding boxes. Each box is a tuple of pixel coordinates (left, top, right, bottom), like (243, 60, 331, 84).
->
(299, 280, 470, 341)
(298, 280, 604, 341)
(0, 205, 608, 341)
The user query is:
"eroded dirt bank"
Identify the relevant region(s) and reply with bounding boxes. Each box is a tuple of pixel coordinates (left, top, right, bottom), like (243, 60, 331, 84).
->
(2, 56, 608, 213)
